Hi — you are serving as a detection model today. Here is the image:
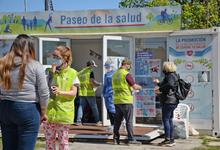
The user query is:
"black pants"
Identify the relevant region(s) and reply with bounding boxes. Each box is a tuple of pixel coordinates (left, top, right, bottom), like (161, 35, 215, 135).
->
(113, 104, 133, 141)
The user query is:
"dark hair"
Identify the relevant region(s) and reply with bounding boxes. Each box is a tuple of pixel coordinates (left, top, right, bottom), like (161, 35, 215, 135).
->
(0, 34, 36, 90)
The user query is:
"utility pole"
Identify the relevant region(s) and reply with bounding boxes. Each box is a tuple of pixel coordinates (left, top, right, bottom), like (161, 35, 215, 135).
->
(45, 0, 54, 11)
(45, 0, 49, 11)
(24, 0, 27, 12)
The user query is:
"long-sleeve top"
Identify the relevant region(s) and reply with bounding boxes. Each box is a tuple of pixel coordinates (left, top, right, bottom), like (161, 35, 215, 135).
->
(103, 70, 115, 97)
(0, 59, 49, 108)
(102, 70, 115, 113)
(158, 72, 179, 104)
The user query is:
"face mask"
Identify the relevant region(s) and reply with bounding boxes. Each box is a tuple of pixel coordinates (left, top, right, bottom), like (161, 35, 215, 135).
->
(105, 67, 112, 72)
(51, 57, 63, 66)
(126, 65, 131, 71)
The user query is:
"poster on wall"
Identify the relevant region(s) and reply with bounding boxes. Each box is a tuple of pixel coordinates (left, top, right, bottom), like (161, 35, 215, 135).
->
(135, 50, 161, 117)
(168, 35, 213, 129)
(136, 89, 156, 117)
(0, 39, 13, 57)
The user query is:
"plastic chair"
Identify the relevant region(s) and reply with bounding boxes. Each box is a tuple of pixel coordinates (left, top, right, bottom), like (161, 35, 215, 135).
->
(173, 103, 190, 139)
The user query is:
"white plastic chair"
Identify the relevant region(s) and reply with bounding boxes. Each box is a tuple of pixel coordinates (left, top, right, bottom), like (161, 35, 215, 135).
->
(173, 103, 190, 139)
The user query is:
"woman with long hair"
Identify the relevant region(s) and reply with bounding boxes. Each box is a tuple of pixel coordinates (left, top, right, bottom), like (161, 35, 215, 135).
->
(0, 34, 49, 150)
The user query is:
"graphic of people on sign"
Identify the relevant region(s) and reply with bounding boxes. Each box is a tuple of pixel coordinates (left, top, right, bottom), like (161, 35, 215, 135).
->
(4, 24, 12, 33)
(33, 16, 37, 30)
(45, 14, 53, 31)
(159, 8, 173, 24)
(161, 8, 168, 21)
(30, 20, 33, 30)
(21, 16, 26, 31)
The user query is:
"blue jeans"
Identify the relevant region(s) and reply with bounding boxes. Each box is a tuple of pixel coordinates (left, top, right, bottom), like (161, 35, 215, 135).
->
(161, 103, 177, 140)
(76, 96, 100, 123)
(0, 100, 41, 150)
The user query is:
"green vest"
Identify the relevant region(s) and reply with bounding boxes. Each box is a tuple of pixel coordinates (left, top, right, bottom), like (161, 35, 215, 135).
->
(78, 67, 95, 96)
(47, 66, 78, 124)
(112, 68, 133, 104)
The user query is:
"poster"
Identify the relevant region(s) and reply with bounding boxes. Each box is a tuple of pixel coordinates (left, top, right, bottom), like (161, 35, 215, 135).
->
(135, 50, 161, 117)
(168, 35, 213, 128)
(135, 89, 156, 117)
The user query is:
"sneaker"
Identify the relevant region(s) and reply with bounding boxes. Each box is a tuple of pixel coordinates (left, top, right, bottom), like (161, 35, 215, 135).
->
(113, 138, 120, 145)
(158, 139, 170, 146)
(127, 140, 142, 146)
(165, 140, 176, 147)
(74, 122, 82, 126)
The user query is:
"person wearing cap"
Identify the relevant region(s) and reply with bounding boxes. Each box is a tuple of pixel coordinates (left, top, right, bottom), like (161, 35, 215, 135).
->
(112, 59, 142, 145)
(76, 60, 101, 125)
(103, 60, 116, 131)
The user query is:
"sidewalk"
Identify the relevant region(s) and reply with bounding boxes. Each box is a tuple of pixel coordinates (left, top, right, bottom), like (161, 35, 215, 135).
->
(36, 136, 203, 150)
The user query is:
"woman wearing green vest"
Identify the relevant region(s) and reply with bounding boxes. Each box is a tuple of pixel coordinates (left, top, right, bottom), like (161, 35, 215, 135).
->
(112, 59, 142, 145)
(43, 46, 79, 150)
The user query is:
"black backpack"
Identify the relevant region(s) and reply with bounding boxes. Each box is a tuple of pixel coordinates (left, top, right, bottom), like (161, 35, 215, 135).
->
(175, 74, 191, 100)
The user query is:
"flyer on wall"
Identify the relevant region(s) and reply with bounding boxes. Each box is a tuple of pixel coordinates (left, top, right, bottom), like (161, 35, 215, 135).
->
(135, 50, 161, 117)
(168, 35, 213, 128)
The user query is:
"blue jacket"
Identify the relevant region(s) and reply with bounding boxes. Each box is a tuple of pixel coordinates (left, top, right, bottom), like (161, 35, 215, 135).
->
(103, 70, 115, 113)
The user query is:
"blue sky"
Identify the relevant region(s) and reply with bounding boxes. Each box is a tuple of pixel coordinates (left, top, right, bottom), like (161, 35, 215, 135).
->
(0, 0, 121, 12)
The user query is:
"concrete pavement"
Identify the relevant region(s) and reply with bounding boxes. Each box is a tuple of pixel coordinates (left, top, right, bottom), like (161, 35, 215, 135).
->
(37, 136, 203, 150)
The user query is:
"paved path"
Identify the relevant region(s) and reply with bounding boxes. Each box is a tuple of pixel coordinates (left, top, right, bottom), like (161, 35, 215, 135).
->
(37, 136, 203, 150)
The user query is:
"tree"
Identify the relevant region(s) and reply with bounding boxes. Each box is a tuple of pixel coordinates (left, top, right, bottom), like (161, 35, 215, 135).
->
(119, 0, 220, 29)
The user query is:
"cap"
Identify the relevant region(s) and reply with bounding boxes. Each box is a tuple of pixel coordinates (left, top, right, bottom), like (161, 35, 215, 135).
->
(104, 60, 114, 68)
(87, 60, 97, 67)
(121, 59, 132, 65)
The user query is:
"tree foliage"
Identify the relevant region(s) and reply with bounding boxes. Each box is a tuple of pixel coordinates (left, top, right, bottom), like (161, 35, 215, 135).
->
(119, 0, 220, 29)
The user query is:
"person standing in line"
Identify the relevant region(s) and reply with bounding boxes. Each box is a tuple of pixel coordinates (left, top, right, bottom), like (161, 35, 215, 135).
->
(153, 61, 179, 147)
(103, 60, 115, 131)
(0, 34, 49, 150)
(112, 59, 142, 145)
(43, 45, 79, 150)
(76, 60, 101, 126)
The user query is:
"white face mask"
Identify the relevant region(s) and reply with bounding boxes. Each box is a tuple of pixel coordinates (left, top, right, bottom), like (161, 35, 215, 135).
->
(105, 67, 112, 72)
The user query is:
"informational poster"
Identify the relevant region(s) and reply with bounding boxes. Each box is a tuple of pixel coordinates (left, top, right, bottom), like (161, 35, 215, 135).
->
(135, 50, 161, 117)
(168, 35, 213, 129)
(0, 39, 13, 58)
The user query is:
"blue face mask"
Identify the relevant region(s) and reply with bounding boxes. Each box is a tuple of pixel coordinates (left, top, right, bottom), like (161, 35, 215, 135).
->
(51, 57, 63, 66)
